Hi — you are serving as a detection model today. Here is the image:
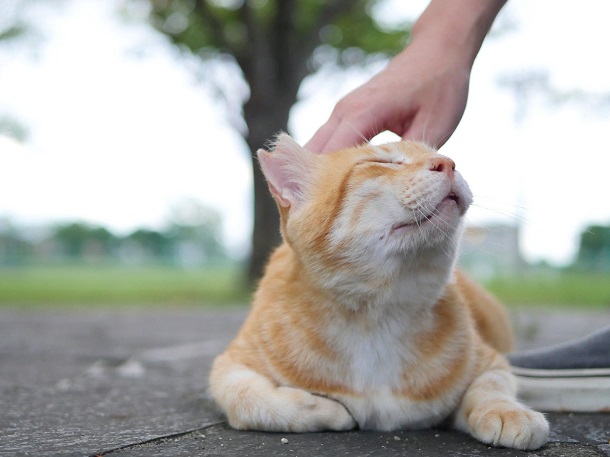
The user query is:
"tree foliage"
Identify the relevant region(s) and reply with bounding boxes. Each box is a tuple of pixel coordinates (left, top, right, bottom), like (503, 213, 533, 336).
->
(574, 224, 610, 271)
(54, 223, 118, 258)
(0, 203, 228, 266)
(147, 1, 407, 66)
(142, 0, 410, 282)
(0, 1, 32, 141)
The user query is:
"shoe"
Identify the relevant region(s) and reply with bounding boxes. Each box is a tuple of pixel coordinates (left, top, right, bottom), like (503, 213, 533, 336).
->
(508, 325, 610, 413)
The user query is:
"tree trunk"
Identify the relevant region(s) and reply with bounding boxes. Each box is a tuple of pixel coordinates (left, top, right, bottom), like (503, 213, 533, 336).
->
(239, 1, 307, 285)
(243, 78, 301, 282)
(244, 100, 285, 285)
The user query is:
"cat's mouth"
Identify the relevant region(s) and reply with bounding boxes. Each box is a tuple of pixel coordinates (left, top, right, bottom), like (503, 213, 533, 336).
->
(392, 192, 461, 232)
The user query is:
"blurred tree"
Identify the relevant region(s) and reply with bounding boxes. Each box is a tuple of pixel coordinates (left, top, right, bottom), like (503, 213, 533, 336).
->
(0, 1, 31, 141)
(574, 224, 610, 271)
(167, 198, 227, 264)
(125, 228, 172, 259)
(53, 223, 118, 260)
(0, 217, 32, 265)
(141, 0, 410, 282)
(0, 114, 28, 142)
(0, 0, 61, 142)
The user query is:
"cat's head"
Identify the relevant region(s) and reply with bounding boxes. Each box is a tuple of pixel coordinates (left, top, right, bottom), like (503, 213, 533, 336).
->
(258, 133, 472, 285)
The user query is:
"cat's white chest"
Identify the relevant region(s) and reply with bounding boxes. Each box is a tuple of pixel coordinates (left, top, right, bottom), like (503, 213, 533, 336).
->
(325, 312, 463, 431)
(340, 327, 408, 390)
(334, 341, 462, 431)
(328, 306, 424, 388)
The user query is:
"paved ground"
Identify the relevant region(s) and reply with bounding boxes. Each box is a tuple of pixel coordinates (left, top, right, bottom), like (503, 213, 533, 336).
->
(1, 306, 610, 457)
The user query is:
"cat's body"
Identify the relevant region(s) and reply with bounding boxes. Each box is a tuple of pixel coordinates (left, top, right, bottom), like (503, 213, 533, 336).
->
(210, 135, 548, 450)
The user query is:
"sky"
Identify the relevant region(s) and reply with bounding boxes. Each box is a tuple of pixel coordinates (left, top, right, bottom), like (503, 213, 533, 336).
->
(1, 0, 609, 265)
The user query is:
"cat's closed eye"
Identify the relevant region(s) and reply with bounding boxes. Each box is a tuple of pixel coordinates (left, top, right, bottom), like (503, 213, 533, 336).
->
(357, 158, 405, 168)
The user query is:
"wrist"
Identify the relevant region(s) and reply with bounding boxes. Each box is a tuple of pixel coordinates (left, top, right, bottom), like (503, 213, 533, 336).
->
(411, 0, 506, 67)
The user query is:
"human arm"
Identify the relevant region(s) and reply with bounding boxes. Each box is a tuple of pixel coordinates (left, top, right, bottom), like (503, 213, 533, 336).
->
(305, 0, 507, 153)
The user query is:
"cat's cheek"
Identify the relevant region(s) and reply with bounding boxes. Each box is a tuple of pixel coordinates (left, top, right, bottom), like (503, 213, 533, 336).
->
(453, 174, 473, 213)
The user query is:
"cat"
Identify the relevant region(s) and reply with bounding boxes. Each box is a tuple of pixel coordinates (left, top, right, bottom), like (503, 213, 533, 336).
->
(209, 134, 549, 450)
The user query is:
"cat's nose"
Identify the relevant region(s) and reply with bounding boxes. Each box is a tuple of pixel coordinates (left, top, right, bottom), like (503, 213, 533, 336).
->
(429, 157, 455, 178)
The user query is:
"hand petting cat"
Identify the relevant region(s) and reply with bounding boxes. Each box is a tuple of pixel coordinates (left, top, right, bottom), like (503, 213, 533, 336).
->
(305, 0, 507, 153)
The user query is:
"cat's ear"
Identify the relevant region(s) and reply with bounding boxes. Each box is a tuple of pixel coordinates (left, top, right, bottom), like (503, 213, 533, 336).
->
(257, 133, 314, 209)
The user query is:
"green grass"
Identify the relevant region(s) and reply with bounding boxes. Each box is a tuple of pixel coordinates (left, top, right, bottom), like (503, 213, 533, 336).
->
(1, 264, 608, 309)
(0, 264, 250, 307)
(484, 271, 610, 308)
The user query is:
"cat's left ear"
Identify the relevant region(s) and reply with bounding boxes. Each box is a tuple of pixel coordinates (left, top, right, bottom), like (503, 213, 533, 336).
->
(257, 133, 315, 209)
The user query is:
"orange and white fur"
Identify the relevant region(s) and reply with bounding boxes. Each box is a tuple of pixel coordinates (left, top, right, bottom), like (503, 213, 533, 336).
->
(209, 134, 549, 450)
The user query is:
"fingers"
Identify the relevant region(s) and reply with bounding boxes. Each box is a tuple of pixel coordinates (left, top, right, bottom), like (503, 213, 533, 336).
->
(402, 100, 466, 149)
(307, 107, 456, 154)
(402, 114, 450, 150)
(305, 84, 385, 153)
(305, 116, 373, 154)
(303, 119, 338, 154)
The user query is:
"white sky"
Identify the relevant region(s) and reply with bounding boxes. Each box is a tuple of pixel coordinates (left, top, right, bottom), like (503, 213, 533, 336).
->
(1, 0, 609, 265)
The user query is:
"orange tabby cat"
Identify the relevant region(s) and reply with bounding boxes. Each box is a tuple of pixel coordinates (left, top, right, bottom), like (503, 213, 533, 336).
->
(209, 134, 549, 450)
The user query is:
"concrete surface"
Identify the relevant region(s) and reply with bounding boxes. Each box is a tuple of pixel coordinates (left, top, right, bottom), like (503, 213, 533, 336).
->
(1, 306, 610, 457)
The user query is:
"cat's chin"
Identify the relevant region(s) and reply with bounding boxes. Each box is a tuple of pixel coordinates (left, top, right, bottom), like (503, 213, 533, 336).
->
(391, 195, 462, 235)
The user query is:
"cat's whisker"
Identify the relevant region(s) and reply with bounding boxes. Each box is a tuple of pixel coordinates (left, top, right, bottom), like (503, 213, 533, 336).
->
(418, 201, 459, 256)
(471, 195, 529, 222)
(415, 206, 428, 220)
(470, 203, 529, 225)
(419, 214, 453, 257)
(420, 202, 453, 233)
(412, 209, 421, 229)
(415, 205, 452, 250)
(472, 194, 528, 209)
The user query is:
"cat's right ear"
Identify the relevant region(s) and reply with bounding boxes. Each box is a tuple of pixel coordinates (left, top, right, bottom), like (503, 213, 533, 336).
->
(257, 134, 314, 209)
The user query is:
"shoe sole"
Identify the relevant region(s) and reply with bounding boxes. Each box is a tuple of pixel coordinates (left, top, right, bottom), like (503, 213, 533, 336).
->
(513, 369, 610, 412)
(512, 367, 610, 378)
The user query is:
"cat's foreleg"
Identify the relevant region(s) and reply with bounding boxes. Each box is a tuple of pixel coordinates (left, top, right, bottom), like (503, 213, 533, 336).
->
(209, 354, 357, 432)
(453, 355, 549, 450)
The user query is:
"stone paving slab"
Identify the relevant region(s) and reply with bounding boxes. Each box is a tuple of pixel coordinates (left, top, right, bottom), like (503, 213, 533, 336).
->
(0, 308, 245, 456)
(101, 416, 610, 457)
(1, 307, 609, 456)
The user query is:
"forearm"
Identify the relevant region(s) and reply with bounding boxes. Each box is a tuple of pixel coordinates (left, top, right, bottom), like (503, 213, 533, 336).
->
(409, 0, 507, 67)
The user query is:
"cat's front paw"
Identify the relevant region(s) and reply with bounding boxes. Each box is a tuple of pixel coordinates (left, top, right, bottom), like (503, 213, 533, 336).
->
(227, 386, 356, 432)
(470, 404, 549, 450)
(277, 388, 357, 432)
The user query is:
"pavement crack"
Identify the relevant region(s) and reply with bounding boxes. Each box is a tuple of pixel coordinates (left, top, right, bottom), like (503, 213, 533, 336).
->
(90, 420, 227, 456)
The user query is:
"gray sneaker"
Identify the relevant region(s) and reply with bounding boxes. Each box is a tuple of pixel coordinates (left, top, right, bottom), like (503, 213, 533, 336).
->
(508, 325, 610, 412)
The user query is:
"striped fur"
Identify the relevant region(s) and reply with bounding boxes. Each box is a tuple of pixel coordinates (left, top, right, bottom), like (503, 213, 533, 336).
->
(209, 135, 548, 449)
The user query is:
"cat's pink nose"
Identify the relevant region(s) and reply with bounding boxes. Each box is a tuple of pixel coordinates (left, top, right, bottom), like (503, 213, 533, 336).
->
(430, 157, 455, 178)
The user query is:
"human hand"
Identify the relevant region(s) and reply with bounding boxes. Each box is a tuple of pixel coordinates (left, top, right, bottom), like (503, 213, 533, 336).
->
(304, 42, 471, 153)
(305, 0, 506, 153)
